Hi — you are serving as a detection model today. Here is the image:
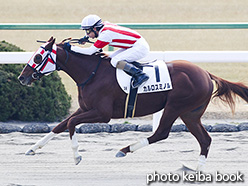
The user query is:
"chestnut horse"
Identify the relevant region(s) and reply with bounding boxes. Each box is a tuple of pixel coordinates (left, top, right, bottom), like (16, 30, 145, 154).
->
(18, 37, 248, 169)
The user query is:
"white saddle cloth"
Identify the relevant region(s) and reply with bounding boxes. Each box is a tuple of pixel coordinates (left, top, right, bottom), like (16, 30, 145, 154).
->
(116, 60, 173, 94)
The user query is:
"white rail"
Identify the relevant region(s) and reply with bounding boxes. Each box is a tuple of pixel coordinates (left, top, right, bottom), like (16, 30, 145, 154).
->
(1, 51, 248, 64)
(0, 52, 33, 64)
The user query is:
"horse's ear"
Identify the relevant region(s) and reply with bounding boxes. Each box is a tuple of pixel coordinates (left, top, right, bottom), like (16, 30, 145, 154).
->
(48, 36, 54, 42)
(45, 37, 56, 50)
(51, 38, 56, 45)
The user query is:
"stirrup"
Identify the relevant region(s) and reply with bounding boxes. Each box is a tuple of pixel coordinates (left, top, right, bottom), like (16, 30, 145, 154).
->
(131, 76, 149, 89)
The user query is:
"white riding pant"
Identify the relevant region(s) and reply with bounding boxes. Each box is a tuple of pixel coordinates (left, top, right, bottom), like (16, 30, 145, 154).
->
(110, 37, 150, 67)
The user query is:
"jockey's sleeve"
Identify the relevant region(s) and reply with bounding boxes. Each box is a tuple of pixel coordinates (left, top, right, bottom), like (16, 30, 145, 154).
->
(94, 40, 109, 48)
(71, 45, 99, 55)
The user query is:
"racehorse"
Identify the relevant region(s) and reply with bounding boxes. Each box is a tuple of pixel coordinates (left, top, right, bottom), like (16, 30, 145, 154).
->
(18, 37, 248, 169)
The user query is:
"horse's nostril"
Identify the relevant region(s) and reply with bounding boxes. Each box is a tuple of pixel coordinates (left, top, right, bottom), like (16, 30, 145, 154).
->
(18, 76, 24, 81)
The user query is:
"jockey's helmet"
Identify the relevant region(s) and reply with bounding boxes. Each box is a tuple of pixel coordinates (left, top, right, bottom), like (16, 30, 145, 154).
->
(80, 15, 103, 30)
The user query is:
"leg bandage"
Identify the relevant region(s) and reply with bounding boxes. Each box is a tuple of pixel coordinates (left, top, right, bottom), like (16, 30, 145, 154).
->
(129, 138, 149, 152)
(34, 131, 56, 150)
(71, 132, 79, 149)
(71, 132, 80, 155)
(197, 155, 207, 171)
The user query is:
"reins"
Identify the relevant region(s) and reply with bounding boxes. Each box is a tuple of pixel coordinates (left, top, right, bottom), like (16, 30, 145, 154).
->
(64, 49, 69, 65)
(37, 38, 102, 90)
(76, 56, 102, 90)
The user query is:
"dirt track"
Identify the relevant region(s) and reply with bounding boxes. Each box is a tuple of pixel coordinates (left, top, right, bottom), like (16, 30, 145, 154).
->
(0, 128, 247, 186)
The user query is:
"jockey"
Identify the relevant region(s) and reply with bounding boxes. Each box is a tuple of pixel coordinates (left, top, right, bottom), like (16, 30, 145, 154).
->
(66, 14, 149, 89)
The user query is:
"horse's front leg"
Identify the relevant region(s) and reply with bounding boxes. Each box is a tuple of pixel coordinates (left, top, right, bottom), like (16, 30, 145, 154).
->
(67, 109, 110, 165)
(71, 131, 81, 165)
(25, 108, 84, 155)
(25, 131, 56, 155)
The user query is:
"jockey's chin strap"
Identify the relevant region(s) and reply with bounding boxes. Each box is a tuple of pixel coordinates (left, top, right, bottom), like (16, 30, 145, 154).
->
(77, 56, 102, 90)
(92, 29, 99, 38)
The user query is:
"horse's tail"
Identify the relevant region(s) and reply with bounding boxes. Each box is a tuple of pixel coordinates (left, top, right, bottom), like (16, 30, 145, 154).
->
(208, 72, 248, 113)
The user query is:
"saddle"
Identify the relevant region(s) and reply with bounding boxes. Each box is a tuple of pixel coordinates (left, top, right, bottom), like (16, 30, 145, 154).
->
(117, 60, 173, 118)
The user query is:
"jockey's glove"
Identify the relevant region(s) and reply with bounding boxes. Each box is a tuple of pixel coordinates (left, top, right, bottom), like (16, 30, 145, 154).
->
(63, 42, 71, 51)
(78, 36, 90, 44)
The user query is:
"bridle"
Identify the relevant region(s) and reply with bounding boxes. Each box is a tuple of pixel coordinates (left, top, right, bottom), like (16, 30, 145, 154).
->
(28, 45, 58, 80)
(30, 37, 95, 80)
(29, 39, 102, 90)
(31, 37, 95, 81)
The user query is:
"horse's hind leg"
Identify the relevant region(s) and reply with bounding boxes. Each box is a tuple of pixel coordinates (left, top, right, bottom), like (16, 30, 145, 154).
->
(180, 101, 212, 171)
(25, 108, 84, 156)
(116, 108, 179, 157)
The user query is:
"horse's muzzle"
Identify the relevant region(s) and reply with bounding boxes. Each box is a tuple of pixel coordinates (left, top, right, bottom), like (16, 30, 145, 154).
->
(18, 75, 33, 86)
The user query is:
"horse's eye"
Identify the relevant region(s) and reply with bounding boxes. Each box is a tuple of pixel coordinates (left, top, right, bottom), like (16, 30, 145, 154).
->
(34, 54, 42, 64)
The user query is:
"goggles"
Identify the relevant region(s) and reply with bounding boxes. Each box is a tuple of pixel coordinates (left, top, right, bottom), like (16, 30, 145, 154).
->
(84, 28, 92, 35)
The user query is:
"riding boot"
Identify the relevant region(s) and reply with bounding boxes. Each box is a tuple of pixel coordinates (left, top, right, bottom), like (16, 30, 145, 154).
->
(121, 62, 149, 88)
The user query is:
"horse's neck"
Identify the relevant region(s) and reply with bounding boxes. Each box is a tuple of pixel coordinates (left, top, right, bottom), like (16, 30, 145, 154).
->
(57, 49, 106, 85)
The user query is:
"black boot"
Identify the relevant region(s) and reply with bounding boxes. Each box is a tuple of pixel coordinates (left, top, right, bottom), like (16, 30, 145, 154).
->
(123, 63, 149, 88)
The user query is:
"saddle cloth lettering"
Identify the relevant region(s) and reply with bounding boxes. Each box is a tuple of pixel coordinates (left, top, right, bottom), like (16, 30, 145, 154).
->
(116, 60, 173, 94)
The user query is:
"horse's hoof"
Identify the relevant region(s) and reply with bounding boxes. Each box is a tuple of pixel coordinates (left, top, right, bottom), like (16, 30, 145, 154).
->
(74, 155, 82, 165)
(179, 163, 196, 172)
(115, 151, 126, 158)
(25, 149, 35, 155)
(196, 164, 205, 172)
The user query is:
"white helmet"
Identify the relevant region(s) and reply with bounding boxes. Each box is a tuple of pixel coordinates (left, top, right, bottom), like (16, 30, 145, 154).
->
(80, 15, 103, 30)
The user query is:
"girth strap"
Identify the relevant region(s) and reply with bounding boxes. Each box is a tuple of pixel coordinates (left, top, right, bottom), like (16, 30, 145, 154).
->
(124, 64, 143, 118)
(124, 82, 138, 118)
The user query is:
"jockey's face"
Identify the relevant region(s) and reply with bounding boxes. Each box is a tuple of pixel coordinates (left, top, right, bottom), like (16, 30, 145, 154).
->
(87, 28, 98, 39)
